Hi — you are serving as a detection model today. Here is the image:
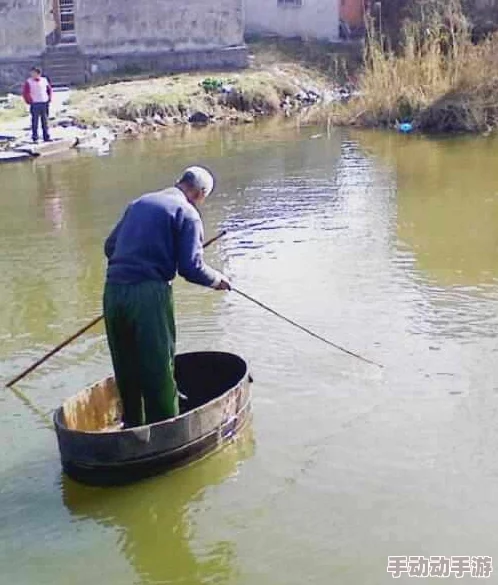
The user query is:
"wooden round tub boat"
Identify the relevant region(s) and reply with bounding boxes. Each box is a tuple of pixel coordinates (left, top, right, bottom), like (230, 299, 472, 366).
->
(54, 352, 252, 486)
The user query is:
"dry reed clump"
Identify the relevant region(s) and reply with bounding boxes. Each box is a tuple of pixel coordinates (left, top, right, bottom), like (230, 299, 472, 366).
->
(110, 97, 189, 121)
(330, 0, 498, 133)
(222, 74, 297, 114)
(417, 35, 498, 132)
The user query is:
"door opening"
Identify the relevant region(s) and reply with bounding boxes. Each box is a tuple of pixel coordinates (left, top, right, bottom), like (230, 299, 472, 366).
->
(54, 0, 76, 43)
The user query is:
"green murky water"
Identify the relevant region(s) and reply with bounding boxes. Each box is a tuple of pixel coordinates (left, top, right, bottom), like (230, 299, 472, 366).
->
(1, 124, 497, 584)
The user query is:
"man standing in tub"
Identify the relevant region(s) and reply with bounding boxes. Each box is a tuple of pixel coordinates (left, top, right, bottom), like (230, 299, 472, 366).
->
(22, 67, 52, 144)
(103, 166, 231, 428)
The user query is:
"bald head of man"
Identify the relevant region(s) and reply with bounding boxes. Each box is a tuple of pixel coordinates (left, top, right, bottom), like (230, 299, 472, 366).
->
(176, 166, 215, 208)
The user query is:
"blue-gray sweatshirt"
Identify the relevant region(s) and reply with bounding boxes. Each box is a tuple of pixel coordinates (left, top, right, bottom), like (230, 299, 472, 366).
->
(105, 187, 220, 287)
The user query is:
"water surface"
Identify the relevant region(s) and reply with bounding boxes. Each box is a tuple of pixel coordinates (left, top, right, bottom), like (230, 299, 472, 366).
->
(1, 124, 497, 585)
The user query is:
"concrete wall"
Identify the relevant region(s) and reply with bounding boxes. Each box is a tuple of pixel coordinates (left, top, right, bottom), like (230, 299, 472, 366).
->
(0, 0, 248, 90)
(87, 47, 248, 80)
(0, 0, 46, 58)
(0, 58, 40, 91)
(245, 0, 339, 41)
(44, 0, 59, 45)
(75, 0, 245, 55)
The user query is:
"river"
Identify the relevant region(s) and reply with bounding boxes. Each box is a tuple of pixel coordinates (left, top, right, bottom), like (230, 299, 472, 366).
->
(1, 124, 497, 585)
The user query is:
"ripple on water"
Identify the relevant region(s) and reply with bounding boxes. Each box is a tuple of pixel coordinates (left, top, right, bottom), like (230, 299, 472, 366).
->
(1, 127, 498, 585)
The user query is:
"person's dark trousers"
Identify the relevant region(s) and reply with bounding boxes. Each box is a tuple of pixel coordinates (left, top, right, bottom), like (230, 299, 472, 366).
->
(104, 280, 179, 427)
(30, 102, 50, 142)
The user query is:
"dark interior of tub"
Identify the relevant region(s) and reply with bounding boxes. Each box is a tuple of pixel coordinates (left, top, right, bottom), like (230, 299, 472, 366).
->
(175, 352, 247, 411)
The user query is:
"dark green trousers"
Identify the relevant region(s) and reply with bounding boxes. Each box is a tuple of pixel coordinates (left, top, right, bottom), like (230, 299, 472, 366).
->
(103, 281, 179, 427)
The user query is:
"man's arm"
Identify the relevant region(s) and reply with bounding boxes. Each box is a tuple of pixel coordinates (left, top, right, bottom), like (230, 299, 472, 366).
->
(178, 215, 224, 288)
(104, 211, 127, 259)
(22, 81, 32, 105)
(46, 79, 53, 103)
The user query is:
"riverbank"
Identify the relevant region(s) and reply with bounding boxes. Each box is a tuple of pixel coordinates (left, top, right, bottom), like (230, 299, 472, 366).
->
(314, 4, 498, 134)
(0, 40, 360, 148)
(3, 16, 498, 146)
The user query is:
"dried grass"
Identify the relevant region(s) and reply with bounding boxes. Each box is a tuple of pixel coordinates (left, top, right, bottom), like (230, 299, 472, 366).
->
(69, 69, 306, 127)
(320, 0, 498, 133)
(0, 96, 27, 124)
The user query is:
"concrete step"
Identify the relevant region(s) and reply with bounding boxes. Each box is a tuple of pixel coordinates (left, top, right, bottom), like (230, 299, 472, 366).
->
(45, 46, 80, 55)
(44, 64, 85, 74)
(44, 55, 83, 64)
(44, 72, 86, 87)
(44, 71, 85, 82)
(46, 77, 85, 86)
(42, 45, 86, 86)
(45, 40, 79, 49)
(43, 63, 84, 72)
(44, 61, 84, 69)
(44, 52, 83, 60)
(49, 79, 85, 87)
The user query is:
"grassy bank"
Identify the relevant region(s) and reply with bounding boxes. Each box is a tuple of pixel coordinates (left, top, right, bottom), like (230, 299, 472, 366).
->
(3, 22, 497, 138)
(0, 40, 362, 141)
(319, 1, 498, 133)
(68, 14, 498, 137)
(71, 70, 300, 130)
(67, 40, 361, 133)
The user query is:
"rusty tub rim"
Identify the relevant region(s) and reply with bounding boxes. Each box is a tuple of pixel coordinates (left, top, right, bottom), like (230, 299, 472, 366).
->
(53, 351, 249, 438)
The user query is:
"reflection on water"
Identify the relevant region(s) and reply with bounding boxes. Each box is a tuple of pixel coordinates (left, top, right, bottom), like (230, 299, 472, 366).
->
(62, 427, 255, 585)
(353, 131, 498, 340)
(1, 123, 498, 585)
(35, 164, 65, 232)
(355, 131, 498, 287)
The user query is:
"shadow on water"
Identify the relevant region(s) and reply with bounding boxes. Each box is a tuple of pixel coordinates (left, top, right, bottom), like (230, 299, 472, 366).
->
(61, 425, 256, 585)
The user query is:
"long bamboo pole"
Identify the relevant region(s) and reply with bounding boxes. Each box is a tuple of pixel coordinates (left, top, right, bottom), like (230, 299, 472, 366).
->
(5, 230, 227, 388)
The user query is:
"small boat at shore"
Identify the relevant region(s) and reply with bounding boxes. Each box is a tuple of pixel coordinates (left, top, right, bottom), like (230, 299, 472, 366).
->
(54, 351, 252, 486)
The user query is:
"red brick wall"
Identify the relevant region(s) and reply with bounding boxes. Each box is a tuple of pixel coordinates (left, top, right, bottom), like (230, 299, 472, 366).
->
(340, 0, 366, 28)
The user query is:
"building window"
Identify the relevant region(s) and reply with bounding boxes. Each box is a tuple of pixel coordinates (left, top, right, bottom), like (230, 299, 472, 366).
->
(59, 0, 75, 33)
(278, 0, 303, 7)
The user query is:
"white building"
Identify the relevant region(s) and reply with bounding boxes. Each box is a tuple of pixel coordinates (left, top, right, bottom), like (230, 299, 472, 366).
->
(245, 0, 340, 42)
(0, 0, 247, 90)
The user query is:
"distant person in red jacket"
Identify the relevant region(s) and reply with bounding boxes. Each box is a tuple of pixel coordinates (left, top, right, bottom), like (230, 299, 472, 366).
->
(22, 67, 52, 143)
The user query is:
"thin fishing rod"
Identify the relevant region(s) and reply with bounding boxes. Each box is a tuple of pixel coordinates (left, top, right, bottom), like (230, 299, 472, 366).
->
(231, 287, 383, 369)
